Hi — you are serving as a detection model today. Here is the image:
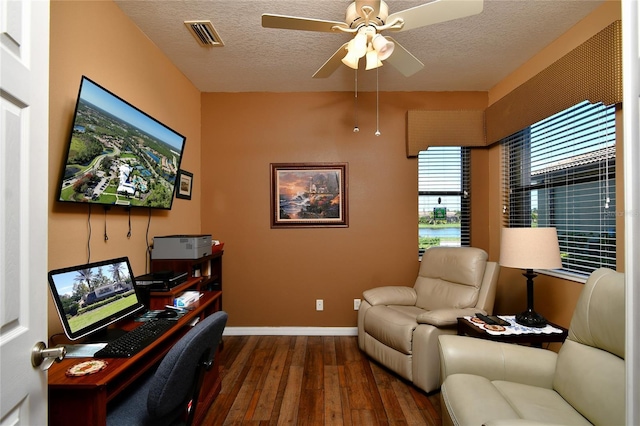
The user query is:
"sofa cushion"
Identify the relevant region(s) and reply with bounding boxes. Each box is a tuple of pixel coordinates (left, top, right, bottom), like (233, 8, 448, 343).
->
(554, 340, 625, 426)
(441, 374, 520, 425)
(442, 374, 591, 426)
(553, 268, 626, 426)
(567, 267, 625, 359)
(414, 247, 487, 310)
(493, 381, 591, 425)
(364, 305, 424, 354)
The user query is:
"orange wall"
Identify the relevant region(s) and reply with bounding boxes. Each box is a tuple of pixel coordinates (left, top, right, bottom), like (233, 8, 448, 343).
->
(48, 0, 202, 336)
(197, 2, 621, 329)
(200, 91, 487, 327)
(47, 0, 622, 334)
(199, 0, 620, 329)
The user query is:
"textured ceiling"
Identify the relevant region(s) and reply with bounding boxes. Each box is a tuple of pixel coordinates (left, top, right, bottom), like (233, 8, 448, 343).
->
(114, 0, 605, 93)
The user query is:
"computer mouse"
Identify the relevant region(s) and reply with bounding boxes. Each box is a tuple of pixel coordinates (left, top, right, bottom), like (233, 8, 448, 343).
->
(156, 310, 178, 319)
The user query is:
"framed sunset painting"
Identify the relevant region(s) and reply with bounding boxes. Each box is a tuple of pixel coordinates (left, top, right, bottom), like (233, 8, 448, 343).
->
(270, 163, 348, 228)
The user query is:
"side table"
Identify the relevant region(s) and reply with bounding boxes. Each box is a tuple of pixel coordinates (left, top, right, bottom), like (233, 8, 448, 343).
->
(457, 316, 568, 346)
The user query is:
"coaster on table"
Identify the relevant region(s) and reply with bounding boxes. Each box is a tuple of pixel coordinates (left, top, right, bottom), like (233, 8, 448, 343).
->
(66, 360, 107, 377)
(484, 324, 506, 332)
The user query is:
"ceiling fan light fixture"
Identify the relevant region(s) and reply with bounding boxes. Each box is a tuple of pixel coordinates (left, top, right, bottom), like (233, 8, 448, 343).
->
(342, 40, 361, 69)
(264, 0, 483, 79)
(351, 30, 368, 58)
(342, 53, 360, 69)
(365, 47, 383, 70)
(372, 34, 394, 60)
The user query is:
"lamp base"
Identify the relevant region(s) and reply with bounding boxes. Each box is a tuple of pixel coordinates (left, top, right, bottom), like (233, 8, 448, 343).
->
(515, 310, 547, 328)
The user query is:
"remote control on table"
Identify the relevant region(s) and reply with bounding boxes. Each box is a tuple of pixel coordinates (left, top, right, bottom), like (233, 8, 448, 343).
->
(475, 313, 510, 326)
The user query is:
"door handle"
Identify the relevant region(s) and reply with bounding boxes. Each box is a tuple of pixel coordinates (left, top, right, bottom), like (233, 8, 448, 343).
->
(31, 341, 66, 371)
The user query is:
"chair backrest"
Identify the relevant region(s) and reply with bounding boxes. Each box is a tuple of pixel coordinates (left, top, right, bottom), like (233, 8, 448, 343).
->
(553, 268, 625, 426)
(147, 310, 228, 425)
(414, 247, 493, 311)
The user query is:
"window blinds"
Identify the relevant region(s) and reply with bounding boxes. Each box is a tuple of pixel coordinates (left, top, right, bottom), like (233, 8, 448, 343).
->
(502, 101, 616, 276)
(418, 147, 470, 250)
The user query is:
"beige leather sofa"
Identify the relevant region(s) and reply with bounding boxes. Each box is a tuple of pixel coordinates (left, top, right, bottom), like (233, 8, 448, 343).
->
(357, 247, 500, 394)
(439, 267, 625, 426)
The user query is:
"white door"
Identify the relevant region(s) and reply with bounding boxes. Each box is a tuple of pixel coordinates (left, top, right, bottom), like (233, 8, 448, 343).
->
(0, 0, 50, 424)
(623, 0, 640, 424)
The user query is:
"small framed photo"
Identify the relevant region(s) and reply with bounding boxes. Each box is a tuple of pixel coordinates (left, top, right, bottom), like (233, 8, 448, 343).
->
(270, 163, 348, 228)
(176, 170, 193, 200)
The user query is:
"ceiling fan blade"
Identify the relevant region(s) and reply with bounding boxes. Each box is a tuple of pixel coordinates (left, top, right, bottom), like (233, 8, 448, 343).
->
(313, 43, 350, 78)
(384, 37, 424, 77)
(262, 14, 348, 32)
(386, 0, 483, 32)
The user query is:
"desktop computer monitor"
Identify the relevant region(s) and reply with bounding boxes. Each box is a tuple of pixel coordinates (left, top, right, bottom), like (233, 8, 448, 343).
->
(48, 257, 146, 341)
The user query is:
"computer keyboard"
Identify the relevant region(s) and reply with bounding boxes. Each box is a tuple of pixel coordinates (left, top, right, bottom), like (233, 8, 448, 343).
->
(94, 319, 175, 358)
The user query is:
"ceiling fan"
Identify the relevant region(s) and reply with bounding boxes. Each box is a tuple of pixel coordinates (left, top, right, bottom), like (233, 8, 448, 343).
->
(262, 0, 484, 78)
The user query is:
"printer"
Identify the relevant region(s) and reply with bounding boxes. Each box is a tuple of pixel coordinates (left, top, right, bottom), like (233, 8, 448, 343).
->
(152, 234, 212, 259)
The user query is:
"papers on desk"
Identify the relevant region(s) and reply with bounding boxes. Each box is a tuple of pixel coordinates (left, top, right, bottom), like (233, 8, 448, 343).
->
(64, 343, 108, 358)
(174, 291, 202, 308)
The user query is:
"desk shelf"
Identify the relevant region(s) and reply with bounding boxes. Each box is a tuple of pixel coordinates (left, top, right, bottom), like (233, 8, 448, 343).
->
(149, 250, 223, 310)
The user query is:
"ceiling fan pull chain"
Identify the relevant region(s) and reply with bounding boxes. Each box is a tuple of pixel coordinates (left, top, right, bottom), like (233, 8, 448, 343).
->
(375, 67, 381, 136)
(353, 68, 359, 132)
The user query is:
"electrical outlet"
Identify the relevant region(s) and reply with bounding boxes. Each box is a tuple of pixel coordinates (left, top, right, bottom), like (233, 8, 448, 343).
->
(354, 298, 361, 310)
(316, 299, 324, 311)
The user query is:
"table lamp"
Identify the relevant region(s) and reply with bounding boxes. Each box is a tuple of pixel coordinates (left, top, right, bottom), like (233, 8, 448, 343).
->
(499, 227, 562, 328)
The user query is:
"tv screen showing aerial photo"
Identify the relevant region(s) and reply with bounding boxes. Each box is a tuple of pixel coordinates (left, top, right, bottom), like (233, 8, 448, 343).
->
(57, 76, 186, 209)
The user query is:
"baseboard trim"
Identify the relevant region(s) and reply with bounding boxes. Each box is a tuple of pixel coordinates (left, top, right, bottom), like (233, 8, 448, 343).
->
(223, 327, 358, 336)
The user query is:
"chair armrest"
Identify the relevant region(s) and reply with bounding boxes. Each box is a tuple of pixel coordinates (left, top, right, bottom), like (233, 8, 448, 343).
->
(439, 335, 558, 389)
(416, 308, 485, 327)
(362, 286, 416, 306)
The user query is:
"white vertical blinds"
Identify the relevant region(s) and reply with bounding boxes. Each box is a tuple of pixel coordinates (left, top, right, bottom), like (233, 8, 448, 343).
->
(418, 147, 470, 252)
(502, 101, 616, 277)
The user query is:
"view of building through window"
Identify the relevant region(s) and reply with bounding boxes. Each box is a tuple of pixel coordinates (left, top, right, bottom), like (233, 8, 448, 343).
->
(418, 147, 470, 254)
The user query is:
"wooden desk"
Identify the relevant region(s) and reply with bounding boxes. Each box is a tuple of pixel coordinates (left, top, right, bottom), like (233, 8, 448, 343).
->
(48, 290, 222, 426)
(457, 316, 568, 346)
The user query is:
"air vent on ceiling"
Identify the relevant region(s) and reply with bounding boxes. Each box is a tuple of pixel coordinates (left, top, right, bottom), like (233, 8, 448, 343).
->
(184, 20, 224, 47)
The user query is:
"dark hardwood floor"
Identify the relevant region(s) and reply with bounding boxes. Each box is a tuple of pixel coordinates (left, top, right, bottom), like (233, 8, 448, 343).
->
(203, 335, 441, 425)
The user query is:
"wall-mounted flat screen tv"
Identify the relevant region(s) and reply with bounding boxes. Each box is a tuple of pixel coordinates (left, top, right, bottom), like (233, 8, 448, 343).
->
(57, 76, 187, 210)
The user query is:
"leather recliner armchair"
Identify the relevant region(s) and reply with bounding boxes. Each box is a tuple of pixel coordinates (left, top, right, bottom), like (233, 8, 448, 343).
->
(439, 267, 625, 426)
(357, 247, 500, 393)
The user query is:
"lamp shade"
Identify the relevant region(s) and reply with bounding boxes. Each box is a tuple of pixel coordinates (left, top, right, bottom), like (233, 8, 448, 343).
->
(499, 227, 562, 270)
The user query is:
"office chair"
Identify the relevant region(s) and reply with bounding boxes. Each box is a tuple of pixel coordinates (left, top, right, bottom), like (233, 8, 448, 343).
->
(107, 311, 228, 426)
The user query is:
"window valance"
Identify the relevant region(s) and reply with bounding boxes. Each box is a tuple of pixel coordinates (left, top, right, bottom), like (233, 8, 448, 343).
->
(486, 20, 621, 144)
(406, 20, 622, 157)
(407, 110, 485, 157)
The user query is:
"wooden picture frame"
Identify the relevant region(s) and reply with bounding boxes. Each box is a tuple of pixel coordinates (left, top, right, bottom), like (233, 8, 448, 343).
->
(271, 163, 348, 228)
(176, 169, 193, 200)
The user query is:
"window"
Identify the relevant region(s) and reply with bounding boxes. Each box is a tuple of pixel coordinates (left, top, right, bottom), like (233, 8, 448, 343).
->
(418, 146, 470, 255)
(502, 101, 616, 277)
